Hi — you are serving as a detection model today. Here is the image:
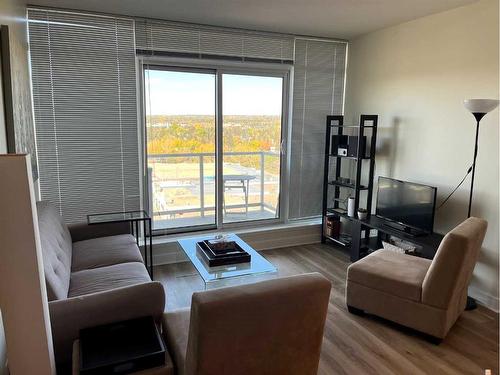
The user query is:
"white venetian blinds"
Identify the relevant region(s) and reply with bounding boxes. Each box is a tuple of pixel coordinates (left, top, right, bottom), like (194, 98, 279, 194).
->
(134, 19, 295, 62)
(289, 38, 347, 219)
(28, 9, 140, 224)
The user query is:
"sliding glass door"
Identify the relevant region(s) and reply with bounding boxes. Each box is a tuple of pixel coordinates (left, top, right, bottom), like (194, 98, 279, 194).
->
(222, 74, 283, 223)
(143, 65, 287, 233)
(144, 67, 217, 231)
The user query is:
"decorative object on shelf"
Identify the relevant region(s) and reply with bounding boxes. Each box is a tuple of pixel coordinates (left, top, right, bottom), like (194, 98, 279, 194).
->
(338, 147, 348, 156)
(347, 197, 356, 217)
(325, 216, 341, 238)
(347, 135, 367, 157)
(339, 177, 351, 184)
(463, 99, 499, 217)
(357, 208, 368, 220)
(331, 134, 348, 156)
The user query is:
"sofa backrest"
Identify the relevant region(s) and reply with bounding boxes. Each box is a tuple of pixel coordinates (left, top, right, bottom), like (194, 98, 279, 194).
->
(36, 201, 73, 301)
(422, 217, 487, 309)
(184, 273, 331, 375)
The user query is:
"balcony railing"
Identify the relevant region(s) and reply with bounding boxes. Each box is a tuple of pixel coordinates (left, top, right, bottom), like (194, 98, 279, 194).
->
(147, 151, 280, 228)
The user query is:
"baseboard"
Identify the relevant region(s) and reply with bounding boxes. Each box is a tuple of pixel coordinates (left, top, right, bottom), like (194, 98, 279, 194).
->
(151, 222, 322, 266)
(468, 286, 499, 313)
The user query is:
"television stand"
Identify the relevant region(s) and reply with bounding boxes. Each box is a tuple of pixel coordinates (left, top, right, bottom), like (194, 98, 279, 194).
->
(382, 221, 428, 237)
(349, 215, 443, 261)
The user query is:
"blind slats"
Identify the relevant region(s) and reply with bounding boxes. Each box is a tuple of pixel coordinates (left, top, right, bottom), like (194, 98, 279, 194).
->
(289, 39, 347, 219)
(135, 19, 295, 62)
(29, 8, 347, 223)
(29, 9, 140, 224)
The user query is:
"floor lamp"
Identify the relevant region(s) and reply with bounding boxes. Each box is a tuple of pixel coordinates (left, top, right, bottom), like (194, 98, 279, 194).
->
(463, 99, 499, 217)
(462, 99, 499, 310)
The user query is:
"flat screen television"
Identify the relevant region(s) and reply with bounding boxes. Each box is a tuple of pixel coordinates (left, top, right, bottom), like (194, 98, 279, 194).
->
(376, 177, 437, 234)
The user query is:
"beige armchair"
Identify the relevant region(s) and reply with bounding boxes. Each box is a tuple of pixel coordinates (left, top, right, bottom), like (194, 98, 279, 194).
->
(346, 217, 487, 342)
(162, 273, 331, 375)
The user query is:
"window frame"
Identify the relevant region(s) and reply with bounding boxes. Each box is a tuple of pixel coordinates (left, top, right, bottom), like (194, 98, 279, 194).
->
(137, 56, 292, 235)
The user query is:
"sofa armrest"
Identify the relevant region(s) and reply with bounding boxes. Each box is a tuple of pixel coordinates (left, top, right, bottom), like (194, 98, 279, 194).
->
(68, 221, 131, 242)
(49, 281, 165, 366)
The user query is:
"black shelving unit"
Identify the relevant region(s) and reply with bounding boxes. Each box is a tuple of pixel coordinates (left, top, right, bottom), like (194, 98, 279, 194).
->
(321, 115, 378, 260)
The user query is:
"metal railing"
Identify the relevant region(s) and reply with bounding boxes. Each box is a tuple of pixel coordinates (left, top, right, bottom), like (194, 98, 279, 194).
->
(147, 151, 279, 219)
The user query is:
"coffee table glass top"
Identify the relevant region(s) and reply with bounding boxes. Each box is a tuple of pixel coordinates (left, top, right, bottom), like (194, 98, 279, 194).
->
(87, 210, 150, 225)
(177, 234, 277, 285)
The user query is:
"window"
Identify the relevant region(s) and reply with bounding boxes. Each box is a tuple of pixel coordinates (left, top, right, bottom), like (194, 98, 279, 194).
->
(28, 9, 140, 224)
(289, 39, 347, 219)
(28, 9, 347, 229)
(143, 64, 289, 233)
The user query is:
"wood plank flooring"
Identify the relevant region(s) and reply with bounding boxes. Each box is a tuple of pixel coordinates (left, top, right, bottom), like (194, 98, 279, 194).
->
(155, 244, 499, 374)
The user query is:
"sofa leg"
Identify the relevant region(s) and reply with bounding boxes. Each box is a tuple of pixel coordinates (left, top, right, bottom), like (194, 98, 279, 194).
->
(347, 305, 365, 315)
(426, 335, 443, 345)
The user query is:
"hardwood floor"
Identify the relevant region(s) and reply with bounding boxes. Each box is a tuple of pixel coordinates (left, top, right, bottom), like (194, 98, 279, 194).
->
(155, 244, 499, 374)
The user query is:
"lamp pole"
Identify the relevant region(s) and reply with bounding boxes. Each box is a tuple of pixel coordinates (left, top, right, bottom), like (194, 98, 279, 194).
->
(461, 99, 498, 311)
(467, 114, 484, 218)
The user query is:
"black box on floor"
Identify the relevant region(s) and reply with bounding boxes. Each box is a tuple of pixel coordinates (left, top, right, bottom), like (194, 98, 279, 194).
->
(79, 316, 165, 375)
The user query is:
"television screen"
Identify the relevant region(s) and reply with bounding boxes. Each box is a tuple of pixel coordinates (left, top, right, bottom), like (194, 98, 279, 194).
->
(376, 177, 437, 233)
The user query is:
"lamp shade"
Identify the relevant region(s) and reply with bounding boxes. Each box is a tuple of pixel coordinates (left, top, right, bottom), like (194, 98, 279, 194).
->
(463, 99, 499, 114)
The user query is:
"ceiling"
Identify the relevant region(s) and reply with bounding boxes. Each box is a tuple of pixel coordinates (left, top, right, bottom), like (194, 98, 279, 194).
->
(27, 0, 477, 39)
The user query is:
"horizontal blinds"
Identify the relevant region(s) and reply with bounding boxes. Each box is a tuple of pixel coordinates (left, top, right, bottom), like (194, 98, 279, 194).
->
(28, 9, 140, 224)
(135, 19, 295, 62)
(289, 38, 347, 219)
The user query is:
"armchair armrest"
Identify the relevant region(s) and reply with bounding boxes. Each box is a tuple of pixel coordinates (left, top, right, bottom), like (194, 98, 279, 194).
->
(49, 281, 165, 365)
(68, 221, 131, 242)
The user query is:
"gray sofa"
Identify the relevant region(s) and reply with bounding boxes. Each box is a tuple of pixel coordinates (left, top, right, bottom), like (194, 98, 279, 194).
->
(36, 201, 165, 367)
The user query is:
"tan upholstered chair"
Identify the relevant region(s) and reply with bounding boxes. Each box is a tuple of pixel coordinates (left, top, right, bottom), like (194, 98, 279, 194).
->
(162, 273, 331, 375)
(346, 217, 487, 342)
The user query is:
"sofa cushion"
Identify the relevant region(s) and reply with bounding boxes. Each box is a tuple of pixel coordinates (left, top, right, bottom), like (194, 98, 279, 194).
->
(347, 250, 431, 302)
(71, 234, 143, 272)
(37, 201, 73, 301)
(163, 309, 190, 375)
(68, 262, 151, 298)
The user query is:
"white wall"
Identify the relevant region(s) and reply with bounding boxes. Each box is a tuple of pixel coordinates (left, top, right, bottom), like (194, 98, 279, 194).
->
(0, 0, 31, 371)
(0, 155, 55, 375)
(345, 0, 499, 310)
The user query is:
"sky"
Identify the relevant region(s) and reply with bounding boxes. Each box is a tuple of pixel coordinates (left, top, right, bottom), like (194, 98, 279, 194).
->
(145, 69, 283, 116)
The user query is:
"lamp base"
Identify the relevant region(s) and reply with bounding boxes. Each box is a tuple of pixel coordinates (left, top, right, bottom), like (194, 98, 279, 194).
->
(465, 296, 477, 311)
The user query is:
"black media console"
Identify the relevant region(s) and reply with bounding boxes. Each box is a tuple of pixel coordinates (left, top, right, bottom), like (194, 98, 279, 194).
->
(349, 214, 444, 261)
(381, 220, 428, 237)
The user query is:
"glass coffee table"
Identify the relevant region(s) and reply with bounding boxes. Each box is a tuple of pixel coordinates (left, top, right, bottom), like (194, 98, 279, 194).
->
(177, 234, 277, 289)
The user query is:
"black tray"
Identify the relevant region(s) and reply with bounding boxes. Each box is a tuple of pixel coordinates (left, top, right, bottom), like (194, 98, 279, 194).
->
(79, 316, 165, 375)
(197, 240, 251, 267)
